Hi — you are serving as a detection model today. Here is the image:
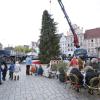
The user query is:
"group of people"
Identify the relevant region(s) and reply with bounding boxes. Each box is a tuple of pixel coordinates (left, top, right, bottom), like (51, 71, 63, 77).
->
(25, 56, 44, 76)
(1, 55, 99, 90)
(67, 56, 99, 87)
(9, 61, 21, 80)
(0, 55, 45, 85)
(0, 57, 21, 85)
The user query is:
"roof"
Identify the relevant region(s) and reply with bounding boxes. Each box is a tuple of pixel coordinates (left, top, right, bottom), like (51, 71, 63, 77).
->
(84, 28, 100, 39)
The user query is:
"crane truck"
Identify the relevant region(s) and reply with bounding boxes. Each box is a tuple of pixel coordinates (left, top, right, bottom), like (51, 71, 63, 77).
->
(57, 0, 88, 59)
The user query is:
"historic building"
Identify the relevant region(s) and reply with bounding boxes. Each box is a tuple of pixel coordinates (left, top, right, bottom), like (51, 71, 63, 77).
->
(59, 27, 100, 57)
(59, 33, 67, 55)
(59, 24, 84, 56)
(84, 28, 100, 57)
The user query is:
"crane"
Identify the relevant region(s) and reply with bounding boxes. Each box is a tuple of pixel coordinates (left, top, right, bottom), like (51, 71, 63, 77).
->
(57, 0, 80, 48)
(57, 0, 88, 59)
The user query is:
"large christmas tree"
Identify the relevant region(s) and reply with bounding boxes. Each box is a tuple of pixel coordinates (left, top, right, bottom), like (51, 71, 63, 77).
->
(39, 10, 60, 64)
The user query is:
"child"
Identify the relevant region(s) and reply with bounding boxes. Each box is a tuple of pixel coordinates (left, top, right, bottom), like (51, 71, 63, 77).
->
(30, 65, 36, 75)
(37, 65, 44, 76)
(14, 61, 21, 80)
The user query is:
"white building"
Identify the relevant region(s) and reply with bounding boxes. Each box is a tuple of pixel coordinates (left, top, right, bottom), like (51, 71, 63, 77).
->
(66, 33, 84, 56)
(59, 27, 100, 58)
(59, 24, 84, 56)
(59, 33, 67, 55)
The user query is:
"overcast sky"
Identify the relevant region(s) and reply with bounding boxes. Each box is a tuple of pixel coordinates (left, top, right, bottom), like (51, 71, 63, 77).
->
(0, 0, 100, 47)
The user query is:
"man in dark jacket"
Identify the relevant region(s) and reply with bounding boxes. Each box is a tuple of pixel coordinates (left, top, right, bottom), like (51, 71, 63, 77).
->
(0, 57, 8, 81)
(70, 68, 84, 85)
(2, 62, 7, 81)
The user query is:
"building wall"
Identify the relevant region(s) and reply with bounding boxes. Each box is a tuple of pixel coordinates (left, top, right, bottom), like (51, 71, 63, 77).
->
(59, 27, 100, 57)
(84, 38, 100, 57)
(98, 47, 100, 58)
(66, 33, 84, 55)
(66, 24, 84, 56)
(59, 33, 84, 56)
(59, 34, 67, 55)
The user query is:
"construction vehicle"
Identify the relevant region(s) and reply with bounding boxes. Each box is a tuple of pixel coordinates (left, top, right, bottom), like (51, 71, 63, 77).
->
(57, 0, 88, 59)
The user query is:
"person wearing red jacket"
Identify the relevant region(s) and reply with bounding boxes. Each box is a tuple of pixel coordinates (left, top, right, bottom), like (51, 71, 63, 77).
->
(70, 56, 78, 68)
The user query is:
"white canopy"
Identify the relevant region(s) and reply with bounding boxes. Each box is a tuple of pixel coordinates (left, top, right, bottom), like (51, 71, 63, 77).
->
(27, 52, 38, 56)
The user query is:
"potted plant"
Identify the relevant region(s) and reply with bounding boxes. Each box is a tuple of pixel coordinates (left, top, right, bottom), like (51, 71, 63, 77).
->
(57, 62, 68, 82)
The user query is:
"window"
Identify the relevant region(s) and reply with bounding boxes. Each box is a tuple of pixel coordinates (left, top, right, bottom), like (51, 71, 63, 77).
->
(71, 43, 72, 46)
(88, 43, 90, 47)
(91, 43, 93, 46)
(80, 42, 82, 46)
(91, 39, 93, 42)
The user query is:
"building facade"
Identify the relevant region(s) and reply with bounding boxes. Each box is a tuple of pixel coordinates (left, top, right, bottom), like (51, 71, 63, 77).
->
(59, 33, 67, 55)
(84, 28, 100, 57)
(59, 27, 100, 57)
(66, 33, 84, 53)
(59, 24, 84, 56)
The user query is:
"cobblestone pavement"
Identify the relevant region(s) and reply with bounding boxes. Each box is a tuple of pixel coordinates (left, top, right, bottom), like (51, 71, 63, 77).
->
(0, 64, 100, 100)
